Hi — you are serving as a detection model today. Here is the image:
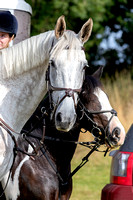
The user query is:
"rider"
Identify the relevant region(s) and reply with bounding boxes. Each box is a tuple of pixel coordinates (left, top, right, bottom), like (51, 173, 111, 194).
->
(0, 11, 18, 50)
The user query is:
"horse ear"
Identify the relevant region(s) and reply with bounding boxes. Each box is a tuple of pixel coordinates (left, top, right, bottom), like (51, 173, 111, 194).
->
(55, 15, 66, 39)
(78, 18, 93, 44)
(92, 66, 104, 79)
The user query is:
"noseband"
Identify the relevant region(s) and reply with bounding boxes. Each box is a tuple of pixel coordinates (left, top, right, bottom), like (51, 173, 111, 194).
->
(78, 100, 117, 146)
(46, 64, 83, 115)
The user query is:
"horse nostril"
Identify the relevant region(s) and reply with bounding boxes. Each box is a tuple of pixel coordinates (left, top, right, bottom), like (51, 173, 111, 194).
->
(107, 127, 121, 146)
(112, 127, 121, 137)
(56, 112, 62, 122)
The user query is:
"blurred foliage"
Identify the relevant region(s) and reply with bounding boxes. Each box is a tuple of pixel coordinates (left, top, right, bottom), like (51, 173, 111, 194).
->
(26, 0, 133, 77)
(98, 0, 133, 76)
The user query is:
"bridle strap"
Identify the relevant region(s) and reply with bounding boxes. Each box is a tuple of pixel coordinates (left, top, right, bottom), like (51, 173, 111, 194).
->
(46, 66, 82, 114)
(78, 100, 118, 147)
(78, 100, 117, 116)
(46, 63, 82, 93)
(0, 118, 20, 135)
(48, 83, 82, 93)
(49, 83, 82, 109)
(0, 118, 39, 156)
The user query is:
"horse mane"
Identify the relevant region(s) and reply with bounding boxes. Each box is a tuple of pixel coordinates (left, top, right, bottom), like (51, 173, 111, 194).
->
(50, 31, 82, 58)
(0, 31, 54, 79)
(80, 75, 102, 104)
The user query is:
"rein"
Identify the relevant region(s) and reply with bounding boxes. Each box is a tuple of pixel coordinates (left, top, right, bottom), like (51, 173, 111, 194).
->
(0, 99, 117, 194)
(26, 123, 108, 187)
(0, 118, 38, 156)
(40, 135, 104, 187)
(0, 118, 19, 147)
(19, 104, 113, 188)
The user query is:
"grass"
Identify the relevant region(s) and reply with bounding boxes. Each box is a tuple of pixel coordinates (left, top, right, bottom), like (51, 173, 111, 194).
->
(70, 71, 133, 200)
(70, 134, 112, 200)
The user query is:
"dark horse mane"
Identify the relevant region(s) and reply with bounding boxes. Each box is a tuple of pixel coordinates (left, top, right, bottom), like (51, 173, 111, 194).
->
(83, 75, 102, 93)
(79, 73, 103, 108)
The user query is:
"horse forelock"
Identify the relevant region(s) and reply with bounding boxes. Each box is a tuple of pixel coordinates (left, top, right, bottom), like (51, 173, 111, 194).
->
(0, 31, 54, 79)
(50, 31, 82, 58)
(65, 31, 81, 49)
(84, 75, 102, 92)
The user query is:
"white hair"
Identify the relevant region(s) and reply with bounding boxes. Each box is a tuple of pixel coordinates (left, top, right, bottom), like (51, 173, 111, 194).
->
(0, 31, 54, 79)
(50, 31, 82, 58)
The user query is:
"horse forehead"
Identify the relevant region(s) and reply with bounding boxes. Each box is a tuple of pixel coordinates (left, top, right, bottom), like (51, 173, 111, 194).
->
(55, 60, 82, 78)
(51, 32, 85, 60)
(60, 31, 81, 47)
(94, 88, 112, 110)
(54, 50, 86, 65)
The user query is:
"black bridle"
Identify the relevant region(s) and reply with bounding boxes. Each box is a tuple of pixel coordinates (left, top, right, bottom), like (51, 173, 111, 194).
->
(78, 100, 118, 147)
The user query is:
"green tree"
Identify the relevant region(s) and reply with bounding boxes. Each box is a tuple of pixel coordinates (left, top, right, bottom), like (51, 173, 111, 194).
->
(26, 0, 133, 76)
(97, 0, 133, 76)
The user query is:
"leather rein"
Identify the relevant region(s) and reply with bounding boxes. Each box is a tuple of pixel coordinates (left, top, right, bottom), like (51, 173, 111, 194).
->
(21, 102, 117, 187)
(0, 100, 117, 192)
(0, 96, 118, 162)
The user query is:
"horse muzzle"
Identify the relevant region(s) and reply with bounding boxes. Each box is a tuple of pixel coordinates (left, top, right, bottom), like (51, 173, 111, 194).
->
(107, 126, 125, 147)
(55, 110, 77, 132)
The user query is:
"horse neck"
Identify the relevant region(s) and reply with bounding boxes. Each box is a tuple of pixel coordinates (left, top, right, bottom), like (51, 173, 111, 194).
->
(45, 122, 80, 164)
(0, 31, 55, 133)
(0, 31, 54, 79)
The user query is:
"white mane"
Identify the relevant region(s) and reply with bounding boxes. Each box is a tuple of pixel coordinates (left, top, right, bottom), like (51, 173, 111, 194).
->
(0, 31, 54, 79)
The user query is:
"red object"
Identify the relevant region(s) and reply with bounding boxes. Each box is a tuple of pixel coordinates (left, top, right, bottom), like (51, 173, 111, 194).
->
(111, 151, 133, 186)
(101, 184, 133, 200)
(101, 124, 133, 200)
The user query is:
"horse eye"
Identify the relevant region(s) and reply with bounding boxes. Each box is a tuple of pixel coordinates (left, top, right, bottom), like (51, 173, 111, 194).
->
(49, 60, 56, 68)
(83, 64, 89, 70)
(81, 47, 85, 51)
(65, 45, 69, 50)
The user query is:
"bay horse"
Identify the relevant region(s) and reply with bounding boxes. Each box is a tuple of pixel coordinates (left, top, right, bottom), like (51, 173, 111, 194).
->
(1, 67, 125, 200)
(0, 15, 93, 180)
